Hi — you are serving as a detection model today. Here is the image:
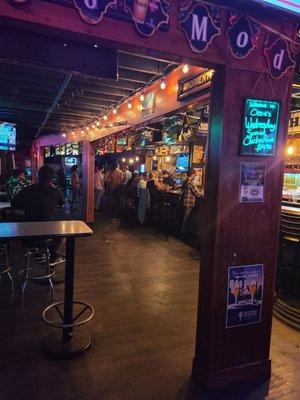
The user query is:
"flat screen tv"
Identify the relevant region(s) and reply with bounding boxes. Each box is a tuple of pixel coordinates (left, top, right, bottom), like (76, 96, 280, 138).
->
(176, 153, 189, 172)
(0, 122, 16, 151)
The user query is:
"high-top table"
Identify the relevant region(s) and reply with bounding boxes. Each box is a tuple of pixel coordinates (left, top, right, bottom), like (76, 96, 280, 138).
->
(0, 220, 93, 357)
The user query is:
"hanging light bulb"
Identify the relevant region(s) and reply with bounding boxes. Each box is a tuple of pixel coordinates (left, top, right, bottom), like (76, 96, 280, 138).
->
(113, 107, 117, 114)
(160, 78, 167, 90)
(92, 124, 95, 129)
(72, 131, 75, 136)
(81, 130, 84, 134)
(183, 64, 189, 74)
(96, 121, 100, 126)
(103, 115, 108, 121)
(135, 156, 139, 161)
(122, 158, 126, 162)
(153, 155, 157, 160)
(287, 145, 295, 155)
(86, 126, 89, 131)
(128, 100, 132, 109)
(62, 133, 66, 138)
(140, 92, 145, 102)
(129, 158, 134, 164)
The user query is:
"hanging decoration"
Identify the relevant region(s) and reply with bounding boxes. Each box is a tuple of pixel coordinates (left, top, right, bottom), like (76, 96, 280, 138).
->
(73, 0, 116, 24)
(125, 0, 171, 37)
(264, 32, 296, 80)
(226, 12, 261, 59)
(178, 1, 221, 54)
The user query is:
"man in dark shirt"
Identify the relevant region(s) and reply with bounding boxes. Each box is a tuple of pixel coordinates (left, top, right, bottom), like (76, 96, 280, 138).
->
(12, 165, 65, 265)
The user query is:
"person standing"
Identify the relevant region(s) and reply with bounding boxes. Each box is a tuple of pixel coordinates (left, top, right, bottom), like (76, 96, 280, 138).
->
(181, 168, 201, 239)
(70, 165, 80, 213)
(94, 165, 105, 211)
(56, 167, 67, 198)
(107, 163, 124, 212)
(123, 165, 132, 185)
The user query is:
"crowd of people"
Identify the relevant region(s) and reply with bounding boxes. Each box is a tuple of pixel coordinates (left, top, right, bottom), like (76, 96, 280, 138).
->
(93, 163, 201, 237)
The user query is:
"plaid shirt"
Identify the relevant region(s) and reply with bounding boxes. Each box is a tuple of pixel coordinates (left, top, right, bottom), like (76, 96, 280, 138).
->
(182, 179, 201, 208)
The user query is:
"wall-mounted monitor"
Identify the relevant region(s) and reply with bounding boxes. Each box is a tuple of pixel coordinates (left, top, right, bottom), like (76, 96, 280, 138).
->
(0, 122, 16, 151)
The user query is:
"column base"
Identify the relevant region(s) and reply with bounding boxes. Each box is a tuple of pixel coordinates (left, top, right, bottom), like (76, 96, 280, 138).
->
(192, 357, 271, 389)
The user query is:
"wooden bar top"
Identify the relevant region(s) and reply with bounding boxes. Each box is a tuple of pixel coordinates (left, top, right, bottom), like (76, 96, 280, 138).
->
(0, 220, 93, 240)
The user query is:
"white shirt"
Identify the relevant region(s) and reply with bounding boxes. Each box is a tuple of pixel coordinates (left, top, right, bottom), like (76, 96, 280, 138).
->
(137, 179, 147, 189)
(94, 171, 105, 190)
(124, 170, 132, 184)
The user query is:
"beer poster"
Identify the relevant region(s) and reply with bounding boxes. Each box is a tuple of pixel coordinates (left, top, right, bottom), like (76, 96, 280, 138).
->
(239, 162, 265, 203)
(226, 264, 264, 328)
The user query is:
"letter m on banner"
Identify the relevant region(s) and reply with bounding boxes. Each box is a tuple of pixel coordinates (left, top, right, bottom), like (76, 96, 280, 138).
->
(179, 1, 221, 53)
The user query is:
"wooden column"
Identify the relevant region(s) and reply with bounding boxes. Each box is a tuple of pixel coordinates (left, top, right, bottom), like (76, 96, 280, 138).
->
(193, 65, 293, 388)
(81, 140, 94, 224)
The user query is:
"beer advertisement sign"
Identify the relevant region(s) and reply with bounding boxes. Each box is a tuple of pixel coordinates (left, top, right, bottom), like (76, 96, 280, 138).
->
(226, 264, 264, 328)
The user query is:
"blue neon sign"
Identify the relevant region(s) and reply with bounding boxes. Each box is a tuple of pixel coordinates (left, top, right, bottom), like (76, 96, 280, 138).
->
(257, 0, 300, 15)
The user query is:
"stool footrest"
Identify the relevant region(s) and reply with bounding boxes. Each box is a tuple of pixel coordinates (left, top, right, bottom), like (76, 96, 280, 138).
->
(42, 301, 94, 329)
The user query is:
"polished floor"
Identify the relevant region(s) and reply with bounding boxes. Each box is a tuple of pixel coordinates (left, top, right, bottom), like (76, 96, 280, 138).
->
(0, 215, 299, 400)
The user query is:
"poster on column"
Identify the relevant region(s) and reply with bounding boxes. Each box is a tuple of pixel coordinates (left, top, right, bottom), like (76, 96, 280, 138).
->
(226, 264, 264, 328)
(239, 162, 265, 203)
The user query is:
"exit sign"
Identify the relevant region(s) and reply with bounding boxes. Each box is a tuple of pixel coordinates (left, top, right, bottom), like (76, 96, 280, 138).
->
(241, 98, 280, 156)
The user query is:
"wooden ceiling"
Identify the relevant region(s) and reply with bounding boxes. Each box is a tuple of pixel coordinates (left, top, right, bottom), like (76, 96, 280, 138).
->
(0, 51, 177, 143)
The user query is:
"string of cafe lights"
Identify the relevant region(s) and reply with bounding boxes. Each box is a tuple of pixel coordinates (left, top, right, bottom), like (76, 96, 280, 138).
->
(61, 62, 190, 140)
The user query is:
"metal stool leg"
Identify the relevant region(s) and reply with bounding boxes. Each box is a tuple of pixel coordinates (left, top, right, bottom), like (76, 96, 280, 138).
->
(45, 248, 54, 301)
(21, 251, 31, 304)
(4, 246, 14, 293)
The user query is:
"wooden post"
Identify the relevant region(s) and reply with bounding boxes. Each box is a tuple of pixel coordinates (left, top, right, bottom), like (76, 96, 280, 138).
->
(81, 140, 94, 224)
(193, 65, 293, 388)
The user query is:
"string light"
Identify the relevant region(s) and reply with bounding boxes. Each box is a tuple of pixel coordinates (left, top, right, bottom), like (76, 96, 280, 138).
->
(62, 133, 66, 138)
(160, 78, 166, 90)
(129, 158, 134, 164)
(140, 92, 145, 102)
(122, 158, 126, 162)
(103, 115, 108, 121)
(96, 121, 100, 126)
(72, 131, 75, 136)
(183, 64, 189, 74)
(86, 126, 89, 131)
(153, 156, 157, 160)
(128, 100, 132, 109)
(113, 107, 117, 114)
(81, 130, 84, 134)
(135, 156, 139, 161)
(92, 124, 95, 129)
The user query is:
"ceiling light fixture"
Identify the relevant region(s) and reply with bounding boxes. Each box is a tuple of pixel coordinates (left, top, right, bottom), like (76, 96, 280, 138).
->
(160, 78, 167, 90)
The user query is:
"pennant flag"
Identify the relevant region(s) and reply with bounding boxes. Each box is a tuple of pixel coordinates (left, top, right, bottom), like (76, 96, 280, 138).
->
(264, 33, 296, 79)
(227, 12, 261, 59)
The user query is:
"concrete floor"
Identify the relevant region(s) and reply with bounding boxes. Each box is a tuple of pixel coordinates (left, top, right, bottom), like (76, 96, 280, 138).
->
(0, 215, 299, 400)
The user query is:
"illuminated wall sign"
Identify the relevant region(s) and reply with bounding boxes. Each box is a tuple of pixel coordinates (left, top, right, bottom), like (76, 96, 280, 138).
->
(241, 98, 280, 156)
(254, 0, 300, 15)
(289, 111, 300, 134)
(177, 69, 214, 101)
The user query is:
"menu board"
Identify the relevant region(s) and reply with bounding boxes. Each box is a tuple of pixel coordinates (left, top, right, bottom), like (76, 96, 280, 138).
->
(241, 98, 280, 156)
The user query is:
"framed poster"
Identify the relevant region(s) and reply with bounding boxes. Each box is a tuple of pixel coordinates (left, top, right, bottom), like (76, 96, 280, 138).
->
(241, 98, 280, 156)
(239, 162, 265, 203)
(226, 264, 264, 328)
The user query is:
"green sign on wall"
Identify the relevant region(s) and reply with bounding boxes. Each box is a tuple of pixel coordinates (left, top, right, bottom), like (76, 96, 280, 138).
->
(241, 98, 280, 156)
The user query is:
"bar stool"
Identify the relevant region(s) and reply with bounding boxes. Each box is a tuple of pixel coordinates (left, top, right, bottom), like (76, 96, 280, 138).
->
(0, 243, 14, 292)
(19, 240, 55, 303)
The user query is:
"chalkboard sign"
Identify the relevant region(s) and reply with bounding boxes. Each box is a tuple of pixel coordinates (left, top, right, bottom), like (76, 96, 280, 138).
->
(241, 98, 280, 156)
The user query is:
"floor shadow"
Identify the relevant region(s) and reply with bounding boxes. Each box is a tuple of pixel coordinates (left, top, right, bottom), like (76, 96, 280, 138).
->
(175, 376, 270, 400)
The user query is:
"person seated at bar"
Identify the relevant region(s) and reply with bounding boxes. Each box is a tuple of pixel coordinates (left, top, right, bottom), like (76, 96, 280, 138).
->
(181, 167, 201, 239)
(147, 172, 161, 204)
(162, 170, 175, 190)
(6, 168, 31, 202)
(12, 165, 65, 265)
